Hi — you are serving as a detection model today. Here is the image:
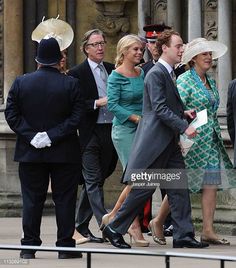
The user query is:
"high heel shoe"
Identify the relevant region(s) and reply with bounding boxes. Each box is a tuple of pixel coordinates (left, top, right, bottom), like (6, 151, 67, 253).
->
(128, 228, 149, 247)
(148, 220, 166, 245)
(128, 233, 149, 247)
(100, 213, 111, 230)
(73, 229, 90, 245)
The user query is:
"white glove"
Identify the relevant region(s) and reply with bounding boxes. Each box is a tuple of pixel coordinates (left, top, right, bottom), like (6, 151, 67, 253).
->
(30, 132, 51, 148)
(30, 133, 41, 148)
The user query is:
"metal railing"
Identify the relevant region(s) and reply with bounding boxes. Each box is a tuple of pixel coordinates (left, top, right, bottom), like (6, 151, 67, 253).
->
(0, 244, 236, 268)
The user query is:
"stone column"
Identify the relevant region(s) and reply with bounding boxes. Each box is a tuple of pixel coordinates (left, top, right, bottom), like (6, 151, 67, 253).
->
(36, 0, 48, 23)
(138, 0, 149, 37)
(1, 0, 23, 216)
(167, 0, 181, 33)
(23, 0, 37, 73)
(138, 0, 150, 61)
(3, 0, 23, 99)
(218, 0, 232, 114)
(66, 0, 77, 69)
(188, 0, 202, 41)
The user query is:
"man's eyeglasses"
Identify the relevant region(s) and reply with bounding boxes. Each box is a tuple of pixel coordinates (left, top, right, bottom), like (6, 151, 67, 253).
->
(86, 41, 107, 48)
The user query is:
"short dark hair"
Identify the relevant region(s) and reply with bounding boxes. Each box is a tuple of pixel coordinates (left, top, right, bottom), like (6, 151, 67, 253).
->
(81, 29, 106, 56)
(156, 30, 180, 56)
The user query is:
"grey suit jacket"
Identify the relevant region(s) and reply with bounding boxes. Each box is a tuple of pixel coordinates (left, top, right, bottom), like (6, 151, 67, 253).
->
(123, 62, 188, 181)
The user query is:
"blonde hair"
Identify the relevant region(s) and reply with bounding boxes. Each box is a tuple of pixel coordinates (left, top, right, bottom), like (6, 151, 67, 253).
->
(115, 34, 142, 68)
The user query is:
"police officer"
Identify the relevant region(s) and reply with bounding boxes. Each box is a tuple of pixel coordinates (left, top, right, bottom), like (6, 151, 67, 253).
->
(5, 38, 84, 259)
(142, 23, 171, 75)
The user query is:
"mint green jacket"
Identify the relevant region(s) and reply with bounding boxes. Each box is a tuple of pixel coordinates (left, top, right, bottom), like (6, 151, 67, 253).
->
(107, 69, 144, 127)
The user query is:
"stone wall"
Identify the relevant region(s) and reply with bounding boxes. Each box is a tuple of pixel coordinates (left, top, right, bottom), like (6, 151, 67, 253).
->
(75, 0, 138, 64)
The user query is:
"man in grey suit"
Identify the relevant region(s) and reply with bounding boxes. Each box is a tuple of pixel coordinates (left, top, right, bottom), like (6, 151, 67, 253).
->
(102, 30, 209, 249)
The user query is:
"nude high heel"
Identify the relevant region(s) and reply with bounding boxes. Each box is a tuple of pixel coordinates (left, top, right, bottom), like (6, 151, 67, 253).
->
(128, 233, 150, 247)
(73, 229, 90, 245)
(128, 228, 149, 247)
(100, 213, 111, 230)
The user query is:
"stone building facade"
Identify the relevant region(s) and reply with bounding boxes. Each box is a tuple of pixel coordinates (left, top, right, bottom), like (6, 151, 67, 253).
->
(0, 0, 236, 233)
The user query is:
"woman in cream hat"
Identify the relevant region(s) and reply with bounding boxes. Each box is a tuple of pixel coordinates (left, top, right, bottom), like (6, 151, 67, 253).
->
(32, 16, 74, 72)
(177, 37, 232, 245)
(149, 37, 233, 246)
(181, 38, 227, 65)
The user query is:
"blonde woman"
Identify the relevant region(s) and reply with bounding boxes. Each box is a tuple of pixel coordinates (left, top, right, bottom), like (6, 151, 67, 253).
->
(104, 34, 149, 246)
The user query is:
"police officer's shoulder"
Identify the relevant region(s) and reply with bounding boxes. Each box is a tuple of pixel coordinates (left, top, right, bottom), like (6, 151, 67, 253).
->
(20, 71, 36, 79)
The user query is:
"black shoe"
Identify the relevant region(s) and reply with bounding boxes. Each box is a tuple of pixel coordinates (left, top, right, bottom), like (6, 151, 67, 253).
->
(102, 225, 131, 249)
(102, 233, 109, 243)
(58, 251, 83, 259)
(173, 237, 209, 248)
(164, 225, 173, 237)
(147, 231, 152, 236)
(20, 251, 35, 259)
(79, 229, 104, 243)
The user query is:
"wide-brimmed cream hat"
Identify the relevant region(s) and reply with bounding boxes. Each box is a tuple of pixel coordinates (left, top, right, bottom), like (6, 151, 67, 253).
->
(182, 37, 227, 64)
(32, 16, 74, 51)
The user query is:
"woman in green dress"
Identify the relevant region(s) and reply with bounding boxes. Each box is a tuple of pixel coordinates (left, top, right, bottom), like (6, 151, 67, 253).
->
(149, 37, 233, 245)
(103, 34, 149, 246)
(177, 38, 232, 245)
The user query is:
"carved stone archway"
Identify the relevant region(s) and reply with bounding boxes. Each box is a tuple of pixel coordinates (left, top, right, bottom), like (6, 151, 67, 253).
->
(92, 0, 134, 36)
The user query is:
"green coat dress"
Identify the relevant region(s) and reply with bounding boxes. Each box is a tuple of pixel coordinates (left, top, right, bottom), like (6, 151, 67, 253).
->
(177, 68, 233, 193)
(107, 69, 144, 170)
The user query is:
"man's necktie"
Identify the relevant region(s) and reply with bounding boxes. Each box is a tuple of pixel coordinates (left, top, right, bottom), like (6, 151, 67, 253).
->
(98, 64, 108, 82)
(171, 70, 176, 85)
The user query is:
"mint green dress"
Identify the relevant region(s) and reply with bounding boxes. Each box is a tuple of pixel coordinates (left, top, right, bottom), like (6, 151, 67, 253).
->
(177, 68, 233, 193)
(107, 69, 144, 170)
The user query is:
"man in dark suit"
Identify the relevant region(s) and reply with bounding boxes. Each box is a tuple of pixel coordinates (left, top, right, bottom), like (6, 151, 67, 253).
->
(67, 29, 117, 243)
(141, 24, 186, 236)
(227, 80, 236, 167)
(141, 23, 173, 235)
(102, 30, 209, 249)
(5, 38, 84, 259)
